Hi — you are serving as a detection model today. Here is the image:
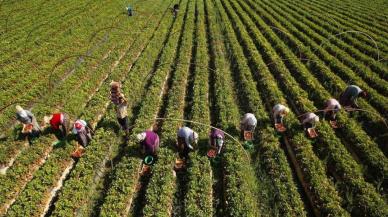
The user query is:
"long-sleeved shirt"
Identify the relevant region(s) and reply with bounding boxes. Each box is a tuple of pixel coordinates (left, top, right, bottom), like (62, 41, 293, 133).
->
(210, 129, 224, 153)
(240, 113, 257, 130)
(141, 131, 159, 154)
(177, 127, 196, 149)
(116, 101, 128, 119)
(324, 99, 341, 112)
(16, 109, 41, 131)
(302, 113, 319, 126)
(50, 113, 64, 130)
(340, 85, 362, 106)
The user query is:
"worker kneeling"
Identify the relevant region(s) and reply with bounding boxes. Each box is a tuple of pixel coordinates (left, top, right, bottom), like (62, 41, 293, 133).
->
(208, 128, 224, 158)
(71, 119, 92, 158)
(44, 112, 71, 139)
(272, 104, 289, 132)
(302, 112, 319, 138)
(15, 105, 41, 143)
(323, 99, 341, 128)
(240, 113, 257, 141)
(339, 85, 367, 109)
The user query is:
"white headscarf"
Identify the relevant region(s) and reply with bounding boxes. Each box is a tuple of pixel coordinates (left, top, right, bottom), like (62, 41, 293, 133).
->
(137, 132, 146, 142)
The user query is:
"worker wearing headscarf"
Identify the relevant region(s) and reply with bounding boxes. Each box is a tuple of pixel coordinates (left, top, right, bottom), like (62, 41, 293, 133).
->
(272, 104, 289, 125)
(15, 105, 41, 136)
(323, 99, 341, 121)
(44, 112, 70, 139)
(72, 119, 92, 147)
(339, 85, 367, 108)
(137, 130, 160, 156)
(177, 126, 198, 158)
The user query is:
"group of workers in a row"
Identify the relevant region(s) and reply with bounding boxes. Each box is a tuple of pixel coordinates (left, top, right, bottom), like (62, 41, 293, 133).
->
(15, 83, 366, 158)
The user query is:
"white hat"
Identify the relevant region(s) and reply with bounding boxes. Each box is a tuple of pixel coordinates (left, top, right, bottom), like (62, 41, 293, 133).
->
(193, 132, 198, 143)
(137, 132, 146, 142)
(15, 105, 24, 112)
(313, 115, 319, 123)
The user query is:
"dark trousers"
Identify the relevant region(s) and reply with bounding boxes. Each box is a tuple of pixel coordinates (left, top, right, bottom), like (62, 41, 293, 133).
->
(304, 122, 313, 130)
(177, 137, 190, 159)
(118, 116, 129, 131)
(324, 111, 336, 121)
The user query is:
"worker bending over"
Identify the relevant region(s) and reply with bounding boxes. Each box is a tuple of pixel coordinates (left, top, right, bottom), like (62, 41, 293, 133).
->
(126, 5, 133, 16)
(72, 119, 92, 151)
(173, 4, 179, 17)
(177, 126, 198, 159)
(44, 112, 71, 139)
(323, 98, 341, 128)
(209, 128, 224, 155)
(339, 85, 367, 109)
(15, 105, 41, 141)
(272, 104, 289, 132)
(240, 113, 257, 139)
(302, 112, 319, 138)
(137, 130, 160, 157)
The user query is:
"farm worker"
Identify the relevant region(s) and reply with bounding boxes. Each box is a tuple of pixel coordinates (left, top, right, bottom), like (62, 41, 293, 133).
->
(173, 4, 179, 17)
(126, 5, 133, 16)
(110, 81, 125, 105)
(44, 112, 71, 139)
(72, 119, 92, 148)
(177, 126, 198, 159)
(110, 82, 130, 139)
(209, 128, 224, 154)
(323, 99, 341, 122)
(339, 85, 367, 109)
(15, 105, 41, 137)
(137, 130, 160, 157)
(302, 112, 319, 130)
(272, 104, 289, 125)
(240, 113, 257, 136)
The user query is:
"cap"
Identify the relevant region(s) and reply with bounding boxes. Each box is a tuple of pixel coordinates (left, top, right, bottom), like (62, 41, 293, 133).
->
(137, 132, 146, 142)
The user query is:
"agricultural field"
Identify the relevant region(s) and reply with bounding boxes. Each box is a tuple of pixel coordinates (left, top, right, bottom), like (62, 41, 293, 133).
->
(0, 0, 387, 216)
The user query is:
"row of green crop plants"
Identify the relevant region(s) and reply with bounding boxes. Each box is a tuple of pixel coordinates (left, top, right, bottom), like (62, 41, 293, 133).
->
(208, 0, 309, 216)
(277, 0, 387, 80)
(247, 0, 388, 153)
(0, 0, 170, 215)
(301, 0, 388, 48)
(0, 0, 129, 132)
(221, 0, 387, 216)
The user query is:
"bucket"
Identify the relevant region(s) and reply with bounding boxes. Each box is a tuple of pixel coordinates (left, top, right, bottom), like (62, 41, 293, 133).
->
(144, 155, 154, 165)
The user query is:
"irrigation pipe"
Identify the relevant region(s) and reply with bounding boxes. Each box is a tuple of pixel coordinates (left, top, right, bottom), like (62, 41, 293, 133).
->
(296, 108, 388, 131)
(312, 30, 381, 61)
